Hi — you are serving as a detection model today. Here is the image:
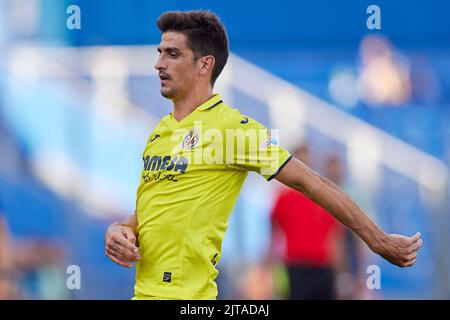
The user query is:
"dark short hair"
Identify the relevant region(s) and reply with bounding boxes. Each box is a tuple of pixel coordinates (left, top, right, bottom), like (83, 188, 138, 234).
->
(157, 10, 229, 86)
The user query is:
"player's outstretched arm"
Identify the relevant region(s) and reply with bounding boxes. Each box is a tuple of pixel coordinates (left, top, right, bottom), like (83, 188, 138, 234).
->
(275, 157, 423, 268)
(105, 211, 140, 268)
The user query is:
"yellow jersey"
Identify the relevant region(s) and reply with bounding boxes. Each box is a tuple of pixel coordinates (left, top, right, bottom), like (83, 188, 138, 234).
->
(134, 94, 292, 299)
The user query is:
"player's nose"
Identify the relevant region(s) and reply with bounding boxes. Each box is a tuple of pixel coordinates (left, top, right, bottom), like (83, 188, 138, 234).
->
(154, 56, 166, 71)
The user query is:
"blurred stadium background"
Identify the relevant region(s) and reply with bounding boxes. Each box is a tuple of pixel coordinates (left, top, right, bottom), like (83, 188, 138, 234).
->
(0, 0, 449, 299)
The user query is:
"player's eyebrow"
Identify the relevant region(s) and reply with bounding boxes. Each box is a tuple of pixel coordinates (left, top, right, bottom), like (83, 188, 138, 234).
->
(157, 47, 181, 54)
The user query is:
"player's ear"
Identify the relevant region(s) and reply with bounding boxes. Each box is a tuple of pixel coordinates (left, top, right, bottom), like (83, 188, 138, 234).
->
(198, 55, 215, 76)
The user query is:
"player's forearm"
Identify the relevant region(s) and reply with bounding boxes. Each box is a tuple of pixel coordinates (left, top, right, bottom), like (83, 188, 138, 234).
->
(300, 173, 387, 254)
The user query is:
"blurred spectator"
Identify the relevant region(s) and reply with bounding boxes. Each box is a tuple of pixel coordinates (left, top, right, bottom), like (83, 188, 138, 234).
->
(410, 55, 441, 106)
(359, 35, 412, 106)
(236, 263, 275, 300)
(0, 196, 16, 299)
(0, 196, 68, 300)
(13, 239, 69, 300)
(269, 145, 343, 300)
(15, 238, 71, 300)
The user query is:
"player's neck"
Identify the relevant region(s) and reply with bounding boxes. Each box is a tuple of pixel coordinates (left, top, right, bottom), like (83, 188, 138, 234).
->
(172, 87, 213, 122)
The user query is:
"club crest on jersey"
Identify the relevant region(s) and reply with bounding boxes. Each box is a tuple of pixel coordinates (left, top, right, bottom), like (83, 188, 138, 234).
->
(182, 128, 200, 149)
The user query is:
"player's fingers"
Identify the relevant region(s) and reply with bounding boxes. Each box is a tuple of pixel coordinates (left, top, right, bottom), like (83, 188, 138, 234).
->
(122, 229, 137, 246)
(105, 238, 117, 251)
(105, 238, 124, 254)
(401, 258, 417, 268)
(407, 232, 421, 245)
(108, 241, 140, 261)
(408, 239, 423, 253)
(406, 252, 417, 261)
(106, 232, 126, 248)
(106, 249, 132, 268)
(109, 255, 133, 268)
(106, 249, 133, 268)
(106, 247, 123, 260)
(112, 234, 139, 254)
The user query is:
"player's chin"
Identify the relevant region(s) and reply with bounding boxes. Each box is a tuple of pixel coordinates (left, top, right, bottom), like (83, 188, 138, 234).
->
(160, 87, 175, 99)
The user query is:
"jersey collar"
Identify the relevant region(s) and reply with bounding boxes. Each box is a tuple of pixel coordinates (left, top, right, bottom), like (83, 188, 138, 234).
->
(196, 94, 223, 111)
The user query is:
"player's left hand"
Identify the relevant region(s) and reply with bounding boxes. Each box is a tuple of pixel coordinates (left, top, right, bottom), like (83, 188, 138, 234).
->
(105, 223, 140, 268)
(375, 232, 423, 267)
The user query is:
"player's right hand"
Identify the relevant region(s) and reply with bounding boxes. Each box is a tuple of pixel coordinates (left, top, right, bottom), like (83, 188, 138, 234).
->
(105, 223, 140, 268)
(375, 232, 423, 268)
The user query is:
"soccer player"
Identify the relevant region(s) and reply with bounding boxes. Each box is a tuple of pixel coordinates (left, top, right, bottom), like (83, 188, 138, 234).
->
(105, 10, 423, 300)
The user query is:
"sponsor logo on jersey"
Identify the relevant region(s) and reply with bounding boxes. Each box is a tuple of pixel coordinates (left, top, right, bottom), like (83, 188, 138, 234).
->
(143, 155, 188, 174)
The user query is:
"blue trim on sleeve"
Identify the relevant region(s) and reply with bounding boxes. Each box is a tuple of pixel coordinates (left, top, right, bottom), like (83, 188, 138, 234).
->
(267, 155, 293, 181)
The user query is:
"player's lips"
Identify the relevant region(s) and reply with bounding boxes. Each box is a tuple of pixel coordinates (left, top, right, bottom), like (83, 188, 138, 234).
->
(159, 74, 171, 83)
